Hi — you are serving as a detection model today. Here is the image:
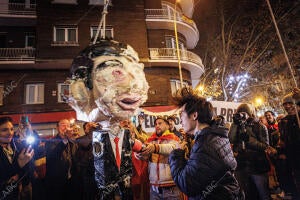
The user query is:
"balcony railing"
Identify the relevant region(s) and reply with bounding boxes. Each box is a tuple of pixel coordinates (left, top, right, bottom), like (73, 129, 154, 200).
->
(149, 48, 203, 67)
(0, 48, 35, 62)
(0, 3, 36, 16)
(148, 48, 204, 79)
(145, 9, 199, 48)
(145, 9, 197, 31)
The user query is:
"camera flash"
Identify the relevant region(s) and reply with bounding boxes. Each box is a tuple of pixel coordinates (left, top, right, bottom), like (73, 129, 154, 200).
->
(26, 135, 35, 145)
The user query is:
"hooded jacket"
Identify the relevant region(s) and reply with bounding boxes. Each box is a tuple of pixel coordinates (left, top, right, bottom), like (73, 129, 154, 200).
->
(169, 125, 240, 200)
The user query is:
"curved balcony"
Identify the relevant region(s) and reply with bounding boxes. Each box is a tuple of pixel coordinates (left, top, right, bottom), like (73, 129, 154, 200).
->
(145, 8, 199, 49)
(148, 48, 204, 80)
(0, 48, 35, 64)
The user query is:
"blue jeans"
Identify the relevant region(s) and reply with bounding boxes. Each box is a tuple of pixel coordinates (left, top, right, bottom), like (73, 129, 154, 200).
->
(150, 185, 183, 200)
(235, 169, 270, 200)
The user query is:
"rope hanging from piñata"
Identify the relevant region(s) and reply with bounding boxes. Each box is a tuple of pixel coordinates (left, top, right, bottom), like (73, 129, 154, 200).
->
(93, 0, 110, 44)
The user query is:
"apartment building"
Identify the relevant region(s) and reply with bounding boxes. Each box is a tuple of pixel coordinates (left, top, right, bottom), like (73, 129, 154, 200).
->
(0, 0, 204, 133)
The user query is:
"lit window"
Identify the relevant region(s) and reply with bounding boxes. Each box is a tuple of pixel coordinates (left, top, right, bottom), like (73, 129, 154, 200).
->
(51, 0, 77, 4)
(25, 83, 44, 104)
(57, 83, 70, 103)
(0, 84, 3, 106)
(170, 79, 189, 96)
(90, 26, 114, 40)
(53, 25, 78, 46)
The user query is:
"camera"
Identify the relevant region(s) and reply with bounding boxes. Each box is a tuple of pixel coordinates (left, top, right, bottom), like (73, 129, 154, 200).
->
(233, 112, 248, 125)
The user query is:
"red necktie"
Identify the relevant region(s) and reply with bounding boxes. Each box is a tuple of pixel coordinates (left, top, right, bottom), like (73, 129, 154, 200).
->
(114, 137, 121, 170)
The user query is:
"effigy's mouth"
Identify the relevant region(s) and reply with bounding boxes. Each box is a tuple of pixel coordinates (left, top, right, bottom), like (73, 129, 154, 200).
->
(117, 95, 142, 110)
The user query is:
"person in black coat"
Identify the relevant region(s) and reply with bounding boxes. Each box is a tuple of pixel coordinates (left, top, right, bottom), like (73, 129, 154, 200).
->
(74, 122, 98, 200)
(229, 103, 277, 200)
(45, 119, 78, 200)
(169, 87, 242, 200)
(0, 116, 34, 200)
(278, 89, 300, 199)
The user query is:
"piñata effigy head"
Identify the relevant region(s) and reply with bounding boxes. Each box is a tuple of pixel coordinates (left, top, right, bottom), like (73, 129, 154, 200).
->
(67, 40, 149, 122)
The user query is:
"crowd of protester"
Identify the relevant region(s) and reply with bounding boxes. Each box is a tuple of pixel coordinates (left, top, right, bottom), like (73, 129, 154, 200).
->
(0, 87, 300, 200)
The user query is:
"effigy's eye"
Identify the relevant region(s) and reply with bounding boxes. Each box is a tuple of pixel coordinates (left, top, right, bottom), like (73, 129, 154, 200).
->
(95, 60, 123, 72)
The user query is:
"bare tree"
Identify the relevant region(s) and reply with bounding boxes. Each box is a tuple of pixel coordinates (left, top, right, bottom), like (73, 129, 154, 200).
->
(198, 0, 299, 110)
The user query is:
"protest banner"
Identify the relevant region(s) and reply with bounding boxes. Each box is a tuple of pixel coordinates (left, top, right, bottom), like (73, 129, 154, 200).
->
(134, 101, 253, 133)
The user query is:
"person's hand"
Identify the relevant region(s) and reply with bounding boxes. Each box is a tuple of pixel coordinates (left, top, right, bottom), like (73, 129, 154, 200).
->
(85, 122, 101, 133)
(179, 128, 186, 139)
(138, 115, 144, 125)
(17, 147, 34, 168)
(176, 141, 187, 150)
(265, 146, 277, 156)
(292, 87, 300, 100)
(278, 154, 287, 160)
(135, 152, 149, 161)
(139, 143, 155, 156)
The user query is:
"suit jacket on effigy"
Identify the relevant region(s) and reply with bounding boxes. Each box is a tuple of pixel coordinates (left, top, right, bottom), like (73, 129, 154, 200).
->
(93, 128, 133, 198)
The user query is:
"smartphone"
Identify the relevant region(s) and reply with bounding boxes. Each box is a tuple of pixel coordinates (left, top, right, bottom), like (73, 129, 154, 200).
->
(139, 112, 145, 118)
(21, 116, 29, 125)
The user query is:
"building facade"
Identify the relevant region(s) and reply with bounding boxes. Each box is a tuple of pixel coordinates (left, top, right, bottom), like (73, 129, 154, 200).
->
(0, 0, 204, 133)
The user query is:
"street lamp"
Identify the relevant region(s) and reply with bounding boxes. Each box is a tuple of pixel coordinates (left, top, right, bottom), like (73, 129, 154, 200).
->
(196, 85, 204, 95)
(255, 97, 263, 107)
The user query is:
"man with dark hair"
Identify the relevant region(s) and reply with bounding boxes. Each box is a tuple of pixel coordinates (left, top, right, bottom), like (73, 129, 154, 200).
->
(168, 87, 241, 200)
(75, 122, 99, 200)
(278, 88, 300, 199)
(167, 115, 184, 141)
(138, 116, 182, 199)
(229, 103, 276, 200)
(264, 111, 279, 148)
(45, 119, 78, 200)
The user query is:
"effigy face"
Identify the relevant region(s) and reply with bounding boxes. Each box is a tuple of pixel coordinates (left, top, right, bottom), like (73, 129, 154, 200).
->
(67, 40, 149, 122)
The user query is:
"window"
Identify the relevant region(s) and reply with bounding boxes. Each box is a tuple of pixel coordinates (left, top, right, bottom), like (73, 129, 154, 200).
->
(51, 0, 77, 4)
(25, 83, 44, 104)
(25, 32, 35, 48)
(0, 84, 3, 106)
(90, 26, 114, 40)
(53, 25, 78, 46)
(165, 36, 185, 49)
(170, 79, 189, 96)
(57, 83, 70, 103)
(89, 0, 104, 5)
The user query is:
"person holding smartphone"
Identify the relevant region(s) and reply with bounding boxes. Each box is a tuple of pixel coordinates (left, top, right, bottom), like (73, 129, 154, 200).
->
(14, 116, 46, 200)
(0, 116, 34, 200)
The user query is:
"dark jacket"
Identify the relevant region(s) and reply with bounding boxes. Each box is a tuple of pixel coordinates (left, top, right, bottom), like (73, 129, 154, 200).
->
(45, 134, 78, 187)
(169, 125, 240, 200)
(93, 129, 133, 199)
(229, 118, 270, 173)
(171, 127, 184, 141)
(0, 140, 26, 200)
(279, 112, 300, 169)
